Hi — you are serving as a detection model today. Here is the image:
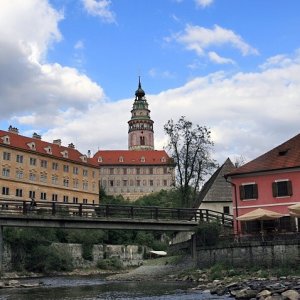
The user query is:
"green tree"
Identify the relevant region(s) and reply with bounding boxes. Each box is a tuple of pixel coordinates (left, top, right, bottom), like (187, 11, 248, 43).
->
(164, 116, 217, 207)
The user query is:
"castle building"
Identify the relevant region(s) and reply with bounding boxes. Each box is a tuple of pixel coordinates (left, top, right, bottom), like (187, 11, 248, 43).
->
(96, 78, 175, 201)
(0, 126, 99, 205)
(0, 79, 175, 203)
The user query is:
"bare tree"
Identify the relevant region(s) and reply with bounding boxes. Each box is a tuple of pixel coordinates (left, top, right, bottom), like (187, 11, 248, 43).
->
(164, 116, 217, 207)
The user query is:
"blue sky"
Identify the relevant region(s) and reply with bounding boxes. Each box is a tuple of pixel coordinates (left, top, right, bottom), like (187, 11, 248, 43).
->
(0, 0, 300, 165)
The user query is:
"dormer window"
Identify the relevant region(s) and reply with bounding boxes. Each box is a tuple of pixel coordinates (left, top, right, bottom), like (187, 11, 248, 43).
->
(61, 150, 68, 158)
(1, 135, 10, 145)
(140, 156, 145, 163)
(119, 156, 124, 163)
(161, 156, 166, 163)
(98, 156, 103, 163)
(27, 142, 36, 150)
(80, 155, 87, 163)
(44, 146, 52, 154)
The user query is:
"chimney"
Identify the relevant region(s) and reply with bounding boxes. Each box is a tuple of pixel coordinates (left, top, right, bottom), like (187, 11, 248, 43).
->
(87, 150, 91, 158)
(68, 143, 75, 149)
(53, 139, 61, 146)
(8, 125, 19, 134)
(32, 132, 41, 140)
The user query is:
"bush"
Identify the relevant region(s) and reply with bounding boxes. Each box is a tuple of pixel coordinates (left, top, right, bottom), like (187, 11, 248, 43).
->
(97, 257, 123, 270)
(196, 222, 221, 246)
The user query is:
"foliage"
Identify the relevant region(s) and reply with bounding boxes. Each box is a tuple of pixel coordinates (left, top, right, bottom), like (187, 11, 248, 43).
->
(97, 257, 123, 270)
(195, 222, 221, 247)
(164, 116, 217, 207)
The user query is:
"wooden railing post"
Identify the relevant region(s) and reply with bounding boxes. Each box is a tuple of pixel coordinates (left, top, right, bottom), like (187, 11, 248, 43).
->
(105, 205, 109, 218)
(130, 206, 134, 219)
(52, 202, 56, 215)
(206, 209, 209, 222)
(23, 201, 27, 215)
(79, 204, 83, 217)
(155, 207, 158, 220)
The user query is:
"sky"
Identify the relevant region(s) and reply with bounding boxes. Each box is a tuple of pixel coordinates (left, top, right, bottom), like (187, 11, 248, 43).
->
(0, 0, 300, 166)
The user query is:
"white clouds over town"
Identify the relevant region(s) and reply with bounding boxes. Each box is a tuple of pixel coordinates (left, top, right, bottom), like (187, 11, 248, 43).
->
(0, 0, 299, 167)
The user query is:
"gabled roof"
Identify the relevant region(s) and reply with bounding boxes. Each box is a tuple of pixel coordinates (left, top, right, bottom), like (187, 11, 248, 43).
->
(193, 158, 235, 208)
(93, 150, 174, 166)
(0, 129, 97, 167)
(227, 133, 300, 177)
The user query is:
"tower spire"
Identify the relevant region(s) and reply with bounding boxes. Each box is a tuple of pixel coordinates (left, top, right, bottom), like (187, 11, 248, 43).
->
(128, 78, 154, 151)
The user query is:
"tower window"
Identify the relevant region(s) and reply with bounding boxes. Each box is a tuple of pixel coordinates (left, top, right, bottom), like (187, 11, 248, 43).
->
(140, 136, 145, 145)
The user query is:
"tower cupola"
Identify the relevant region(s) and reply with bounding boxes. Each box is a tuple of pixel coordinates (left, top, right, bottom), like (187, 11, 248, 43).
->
(128, 77, 154, 150)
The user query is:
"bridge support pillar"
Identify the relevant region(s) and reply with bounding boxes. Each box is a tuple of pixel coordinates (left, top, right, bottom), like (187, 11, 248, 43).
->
(0, 225, 3, 274)
(191, 234, 197, 260)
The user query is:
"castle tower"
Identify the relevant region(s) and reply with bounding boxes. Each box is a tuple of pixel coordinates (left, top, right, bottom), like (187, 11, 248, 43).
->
(128, 77, 154, 150)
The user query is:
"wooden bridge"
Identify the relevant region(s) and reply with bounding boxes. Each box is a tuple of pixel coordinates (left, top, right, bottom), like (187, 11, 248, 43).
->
(0, 199, 233, 231)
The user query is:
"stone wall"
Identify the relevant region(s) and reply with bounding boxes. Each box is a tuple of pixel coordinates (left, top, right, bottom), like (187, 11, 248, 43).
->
(196, 241, 300, 268)
(2, 243, 144, 271)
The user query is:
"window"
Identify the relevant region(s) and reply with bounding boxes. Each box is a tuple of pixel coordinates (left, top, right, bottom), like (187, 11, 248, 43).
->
(16, 154, 23, 163)
(40, 173, 47, 182)
(73, 179, 79, 188)
(2, 168, 10, 177)
(30, 157, 36, 166)
(73, 167, 78, 175)
(149, 180, 153, 186)
(109, 168, 114, 175)
(73, 197, 78, 204)
(63, 165, 69, 172)
(16, 189, 23, 197)
(223, 206, 230, 215)
(40, 192, 47, 200)
(29, 191, 36, 199)
(239, 183, 258, 200)
(136, 168, 140, 175)
(83, 181, 88, 190)
(29, 172, 36, 181)
(123, 168, 127, 175)
(163, 180, 168, 186)
(63, 178, 69, 187)
(2, 187, 9, 195)
(63, 196, 69, 203)
(123, 180, 127, 186)
(272, 180, 292, 197)
(3, 151, 11, 160)
(109, 180, 114, 187)
(16, 170, 24, 179)
(40, 160, 48, 168)
(136, 180, 140, 186)
(52, 194, 58, 201)
(52, 162, 59, 170)
(52, 175, 58, 185)
(163, 167, 168, 174)
(83, 198, 88, 204)
(149, 167, 153, 175)
(83, 169, 88, 177)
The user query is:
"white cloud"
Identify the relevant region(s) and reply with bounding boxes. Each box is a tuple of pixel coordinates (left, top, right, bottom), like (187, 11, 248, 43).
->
(148, 68, 176, 79)
(170, 24, 258, 63)
(195, 0, 214, 8)
(208, 51, 235, 64)
(81, 0, 116, 24)
(0, 0, 104, 123)
(74, 40, 85, 50)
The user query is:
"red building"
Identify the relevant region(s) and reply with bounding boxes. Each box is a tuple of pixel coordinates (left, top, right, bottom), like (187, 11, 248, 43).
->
(226, 133, 300, 234)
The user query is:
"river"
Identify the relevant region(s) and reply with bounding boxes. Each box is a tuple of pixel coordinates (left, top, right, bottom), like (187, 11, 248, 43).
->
(0, 276, 231, 299)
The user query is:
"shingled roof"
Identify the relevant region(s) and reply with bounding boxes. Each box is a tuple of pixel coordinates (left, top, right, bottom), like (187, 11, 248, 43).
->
(193, 158, 235, 208)
(93, 150, 174, 166)
(0, 129, 97, 167)
(227, 133, 300, 177)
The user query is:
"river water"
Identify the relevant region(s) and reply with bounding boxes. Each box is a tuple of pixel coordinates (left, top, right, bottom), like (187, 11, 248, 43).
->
(0, 276, 231, 300)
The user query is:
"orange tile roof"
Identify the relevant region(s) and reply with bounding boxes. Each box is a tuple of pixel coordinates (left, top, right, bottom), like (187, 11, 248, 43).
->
(93, 150, 174, 166)
(0, 129, 97, 167)
(227, 133, 300, 177)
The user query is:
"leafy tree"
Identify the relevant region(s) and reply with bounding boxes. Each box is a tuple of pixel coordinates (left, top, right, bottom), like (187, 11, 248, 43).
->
(164, 116, 217, 207)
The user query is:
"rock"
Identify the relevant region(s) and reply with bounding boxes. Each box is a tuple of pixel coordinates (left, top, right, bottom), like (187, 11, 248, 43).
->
(0, 281, 5, 289)
(234, 288, 258, 299)
(257, 289, 272, 298)
(8, 280, 20, 287)
(281, 289, 300, 300)
(210, 285, 227, 296)
(265, 295, 284, 300)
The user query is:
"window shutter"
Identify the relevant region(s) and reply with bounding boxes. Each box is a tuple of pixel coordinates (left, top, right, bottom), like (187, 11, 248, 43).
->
(253, 184, 258, 198)
(239, 185, 245, 200)
(272, 182, 277, 197)
(287, 180, 293, 196)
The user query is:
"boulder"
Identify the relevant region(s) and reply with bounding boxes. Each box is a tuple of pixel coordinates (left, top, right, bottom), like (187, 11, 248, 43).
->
(234, 288, 258, 299)
(281, 289, 300, 300)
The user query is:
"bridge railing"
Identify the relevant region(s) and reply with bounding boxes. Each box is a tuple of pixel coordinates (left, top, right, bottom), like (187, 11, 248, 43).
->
(0, 199, 233, 227)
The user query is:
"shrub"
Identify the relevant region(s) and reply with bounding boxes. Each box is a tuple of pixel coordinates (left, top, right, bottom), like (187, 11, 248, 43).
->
(195, 221, 221, 246)
(97, 257, 123, 270)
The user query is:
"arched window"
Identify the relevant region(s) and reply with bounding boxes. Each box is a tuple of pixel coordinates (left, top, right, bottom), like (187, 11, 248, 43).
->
(140, 136, 145, 145)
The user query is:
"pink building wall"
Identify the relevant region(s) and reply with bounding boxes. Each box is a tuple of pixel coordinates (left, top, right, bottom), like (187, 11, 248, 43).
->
(231, 170, 300, 233)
